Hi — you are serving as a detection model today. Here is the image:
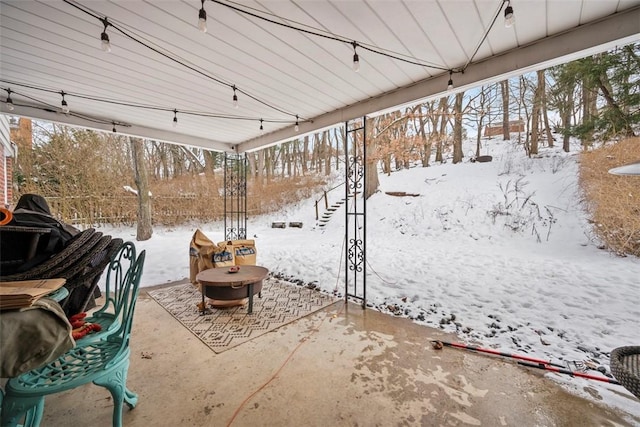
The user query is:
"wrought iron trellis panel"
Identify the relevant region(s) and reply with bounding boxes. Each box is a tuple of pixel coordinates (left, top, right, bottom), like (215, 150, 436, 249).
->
(224, 153, 247, 241)
(344, 117, 366, 308)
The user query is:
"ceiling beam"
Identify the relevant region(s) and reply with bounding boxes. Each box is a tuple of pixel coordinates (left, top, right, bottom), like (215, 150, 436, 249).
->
(0, 101, 233, 152)
(238, 5, 640, 153)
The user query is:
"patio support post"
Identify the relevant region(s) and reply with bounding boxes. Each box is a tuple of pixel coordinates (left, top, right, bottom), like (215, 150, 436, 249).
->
(344, 117, 367, 308)
(223, 153, 247, 240)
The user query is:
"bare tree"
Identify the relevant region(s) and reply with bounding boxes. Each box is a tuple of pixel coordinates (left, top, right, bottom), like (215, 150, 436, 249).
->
(520, 75, 533, 152)
(540, 72, 555, 147)
(363, 120, 380, 199)
(130, 137, 152, 241)
(435, 97, 449, 162)
(529, 70, 546, 155)
(452, 92, 464, 164)
(501, 80, 510, 140)
(465, 86, 495, 158)
(302, 135, 309, 175)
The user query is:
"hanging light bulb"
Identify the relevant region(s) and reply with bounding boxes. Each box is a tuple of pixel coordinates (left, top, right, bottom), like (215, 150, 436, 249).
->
(198, 0, 207, 33)
(173, 109, 178, 128)
(447, 71, 454, 91)
(112, 122, 117, 133)
(259, 119, 264, 134)
(295, 115, 299, 132)
(232, 86, 238, 109)
(5, 89, 15, 111)
(100, 18, 111, 52)
(504, 1, 515, 28)
(352, 41, 360, 72)
(60, 91, 70, 114)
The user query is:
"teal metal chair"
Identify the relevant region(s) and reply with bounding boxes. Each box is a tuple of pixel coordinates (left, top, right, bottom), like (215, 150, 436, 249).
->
(73, 238, 126, 343)
(0, 242, 145, 427)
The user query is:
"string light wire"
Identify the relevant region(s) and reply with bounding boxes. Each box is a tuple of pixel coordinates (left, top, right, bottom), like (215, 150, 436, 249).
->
(462, 0, 508, 71)
(1, 82, 301, 128)
(2, 87, 129, 127)
(22, 0, 511, 130)
(61, 0, 306, 122)
(211, 0, 452, 71)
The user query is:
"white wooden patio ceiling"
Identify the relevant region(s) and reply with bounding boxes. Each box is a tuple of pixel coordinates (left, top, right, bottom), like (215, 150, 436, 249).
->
(1, 0, 639, 153)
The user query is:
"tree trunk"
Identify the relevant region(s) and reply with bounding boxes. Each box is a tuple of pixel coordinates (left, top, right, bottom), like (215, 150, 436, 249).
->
(257, 149, 265, 185)
(324, 130, 332, 175)
(333, 128, 341, 172)
(283, 143, 289, 177)
(302, 135, 309, 174)
(476, 115, 483, 158)
(266, 147, 275, 181)
(364, 128, 379, 200)
(530, 108, 539, 155)
(452, 92, 464, 164)
(581, 79, 596, 147)
(596, 74, 636, 137)
(501, 80, 510, 140)
(538, 70, 554, 147)
(476, 87, 488, 158)
(561, 78, 575, 153)
(312, 135, 321, 173)
(530, 70, 545, 156)
(416, 105, 431, 167)
(292, 141, 299, 177)
(130, 137, 152, 241)
(203, 151, 218, 175)
(246, 152, 257, 180)
(435, 97, 448, 163)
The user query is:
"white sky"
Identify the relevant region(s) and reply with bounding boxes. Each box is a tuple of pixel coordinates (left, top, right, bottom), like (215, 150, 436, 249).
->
(99, 135, 640, 420)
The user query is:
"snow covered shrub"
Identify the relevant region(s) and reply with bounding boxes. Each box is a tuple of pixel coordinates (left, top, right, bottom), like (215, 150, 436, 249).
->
(487, 177, 556, 241)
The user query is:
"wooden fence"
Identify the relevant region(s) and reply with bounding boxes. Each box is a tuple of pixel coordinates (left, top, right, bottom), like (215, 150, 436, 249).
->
(47, 195, 227, 227)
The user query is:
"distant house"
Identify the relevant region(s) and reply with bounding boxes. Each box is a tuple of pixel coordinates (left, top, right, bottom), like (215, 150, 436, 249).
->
(0, 116, 31, 208)
(0, 116, 17, 208)
(484, 120, 525, 137)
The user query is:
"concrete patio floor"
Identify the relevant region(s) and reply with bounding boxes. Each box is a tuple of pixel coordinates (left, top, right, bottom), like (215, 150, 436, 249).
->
(30, 281, 638, 426)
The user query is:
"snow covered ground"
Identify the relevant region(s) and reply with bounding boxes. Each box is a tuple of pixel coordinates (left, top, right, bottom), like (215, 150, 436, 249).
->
(99, 137, 640, 420)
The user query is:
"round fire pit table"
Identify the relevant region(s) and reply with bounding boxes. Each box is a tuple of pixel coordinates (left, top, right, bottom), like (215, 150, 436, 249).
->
(196, 265, 269, 315)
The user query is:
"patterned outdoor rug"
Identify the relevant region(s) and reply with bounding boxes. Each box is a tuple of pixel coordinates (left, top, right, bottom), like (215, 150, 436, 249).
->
(148, 277, 339, 353)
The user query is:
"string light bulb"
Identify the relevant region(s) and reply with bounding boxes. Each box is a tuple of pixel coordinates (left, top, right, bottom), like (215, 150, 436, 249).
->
(198, 0, 207, 33)
(259, 118, 264, 134)
(352, 41, 360, 72)
(5, 89, 15, 111)
(112, 122, 117, 133)
(173, 109, 178, 128)
(232, 86, 238, 109)
(100, 18, 111, 52)
(60, 91, 70, 114)
(504, 1, 515, 28)
(447, 71, 454, 91)
(295, 115, 299, 132)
